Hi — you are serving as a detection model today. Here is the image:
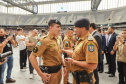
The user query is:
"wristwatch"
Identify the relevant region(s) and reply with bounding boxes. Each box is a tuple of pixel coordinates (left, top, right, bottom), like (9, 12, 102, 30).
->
(122, 41, 125, 44)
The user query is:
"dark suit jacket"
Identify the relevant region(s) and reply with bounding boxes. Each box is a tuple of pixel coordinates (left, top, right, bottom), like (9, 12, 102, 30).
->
(108, 32, 117, 53)
(92, 31, 102, 62)
(101, 34, 106, 51)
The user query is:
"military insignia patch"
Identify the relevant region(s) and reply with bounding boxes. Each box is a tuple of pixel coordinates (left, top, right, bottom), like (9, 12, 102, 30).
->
(33, 47, 38, 53)
(65, 41, 69, 47)
(50, 44, 56, 47)
(37, 42, 42, 46)
(55, 20, 58, 23)
(88, 45, 94, 52)
(88, 42, 94, 52)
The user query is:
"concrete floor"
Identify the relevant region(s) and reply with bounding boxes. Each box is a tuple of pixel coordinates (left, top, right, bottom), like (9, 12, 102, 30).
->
(3, 46, 119, 84)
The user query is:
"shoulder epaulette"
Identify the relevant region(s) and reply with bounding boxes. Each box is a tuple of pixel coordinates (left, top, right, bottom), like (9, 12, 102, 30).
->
(88, 36, 93, 41)
(43, 35, 47, 38)
(39, 35, 47, 40)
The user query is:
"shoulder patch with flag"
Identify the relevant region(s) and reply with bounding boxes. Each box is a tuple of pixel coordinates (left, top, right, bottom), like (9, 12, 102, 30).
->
(37, 42, 42, 46)
(65, 41, 69, 47)
(88, 42, 94, 52)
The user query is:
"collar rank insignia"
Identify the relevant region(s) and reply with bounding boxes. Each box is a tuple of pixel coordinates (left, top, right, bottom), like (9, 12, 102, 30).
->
(88, 42, 94, 52)
(88, 36, 93, 41)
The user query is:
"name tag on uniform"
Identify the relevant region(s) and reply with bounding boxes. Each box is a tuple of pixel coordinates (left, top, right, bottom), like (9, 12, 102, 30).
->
(50, 44, 56, 47)
(77, 43, 83, 50)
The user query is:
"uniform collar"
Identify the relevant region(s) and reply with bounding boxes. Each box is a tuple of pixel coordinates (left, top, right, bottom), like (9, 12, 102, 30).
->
(79, 32, 90, 41)
(48, 33, 57, 40)
(66, 36, 72, 40)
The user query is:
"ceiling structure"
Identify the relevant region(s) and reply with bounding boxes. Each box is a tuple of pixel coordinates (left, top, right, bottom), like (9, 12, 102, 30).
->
(1, 0, 101, 14)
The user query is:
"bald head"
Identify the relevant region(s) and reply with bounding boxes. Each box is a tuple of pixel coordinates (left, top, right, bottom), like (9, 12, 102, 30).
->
(32, 29, 38, 36)
(66, 30, 73, 37)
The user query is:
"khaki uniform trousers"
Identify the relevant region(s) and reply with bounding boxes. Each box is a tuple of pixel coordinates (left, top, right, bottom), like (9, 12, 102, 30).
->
(63, 62, 71, 84)
(44, 69, 62, 84)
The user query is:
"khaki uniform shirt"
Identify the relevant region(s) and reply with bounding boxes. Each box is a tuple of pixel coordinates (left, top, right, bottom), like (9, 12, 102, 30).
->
(31, 33, 62, 66)
(27, 35, 37, 51)
(63, 36, 73, 49)
(72, 36, 77, 44)
(116, 41, 126, 63)
(71, 32, 98, 83)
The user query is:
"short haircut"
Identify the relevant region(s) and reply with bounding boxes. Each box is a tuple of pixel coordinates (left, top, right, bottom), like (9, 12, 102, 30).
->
(67, 27, 73, 31)
(74, 17, 90, 30)
(17, 27, 23, 31)
(110, 26, 115, 30)
(98, 28, 101, 33)
(41, 29, 46, 33)
(48, 23, 55, 27)
(0, 27, 4, 30)
(122, 29, 126, 31)
(48, 19, 61, 27)
(90, 23, 97, 29)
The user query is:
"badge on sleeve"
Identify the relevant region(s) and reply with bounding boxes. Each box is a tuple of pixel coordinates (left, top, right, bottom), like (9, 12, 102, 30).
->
(33, 47, 38, 53)
(65, 41, 69, 47)
(37, 42, 42, 46)
(88, 42, 94, 52)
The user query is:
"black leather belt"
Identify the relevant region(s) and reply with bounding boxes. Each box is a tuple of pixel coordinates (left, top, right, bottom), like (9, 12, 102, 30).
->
(46, 64, 62, 73)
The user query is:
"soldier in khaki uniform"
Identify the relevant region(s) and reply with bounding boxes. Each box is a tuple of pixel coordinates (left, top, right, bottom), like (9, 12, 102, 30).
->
(63, 28, 74, 84)
(29, 19, 67, 84)
(113, 29, 126, 84)
(63, 18, 98, 84)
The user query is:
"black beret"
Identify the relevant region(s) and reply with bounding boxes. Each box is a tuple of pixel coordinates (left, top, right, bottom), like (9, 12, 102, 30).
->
(74, 17, 90, 28)
(67, 27, 73, 31)
(48, 19, 61, 26)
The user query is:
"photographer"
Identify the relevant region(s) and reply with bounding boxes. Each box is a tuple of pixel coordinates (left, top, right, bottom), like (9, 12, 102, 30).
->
(0, 43, 7, 65)
(113, 29, 126, 84)
(0, 28, 16, 84)
(0, 43, 7, 80)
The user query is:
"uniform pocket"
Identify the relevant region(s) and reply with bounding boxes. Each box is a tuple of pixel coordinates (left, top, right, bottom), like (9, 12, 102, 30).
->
(50, 47, 57, 51)
(75, 50, 81, 55)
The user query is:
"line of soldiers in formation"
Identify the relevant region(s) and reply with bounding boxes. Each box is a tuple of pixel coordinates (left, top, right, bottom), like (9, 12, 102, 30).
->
(0, 17, 126, 84)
